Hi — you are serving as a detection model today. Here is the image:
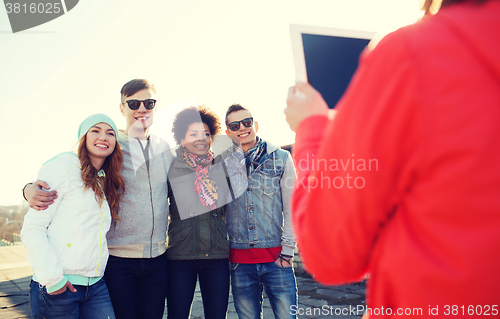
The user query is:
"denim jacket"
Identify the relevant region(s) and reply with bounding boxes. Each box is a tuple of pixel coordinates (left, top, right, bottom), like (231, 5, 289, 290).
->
(222, 139, 296, 256)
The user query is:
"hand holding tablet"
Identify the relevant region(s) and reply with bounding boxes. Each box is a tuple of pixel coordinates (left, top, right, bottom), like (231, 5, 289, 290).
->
(285, 81, 330, 132)
(289, 24, 375, 109)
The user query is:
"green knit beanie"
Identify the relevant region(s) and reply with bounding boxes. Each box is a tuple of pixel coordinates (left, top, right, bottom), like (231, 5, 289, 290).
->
(78, 114, 118, 140)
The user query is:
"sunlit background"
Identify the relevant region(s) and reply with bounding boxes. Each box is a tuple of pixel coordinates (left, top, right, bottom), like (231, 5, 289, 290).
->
(0, 0, 423, 206)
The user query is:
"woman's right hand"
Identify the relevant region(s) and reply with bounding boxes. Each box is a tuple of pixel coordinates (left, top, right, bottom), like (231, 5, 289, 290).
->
(25, 180, 58, 211)
(285, 81, 330, 132)
(49, 280, 77, 295)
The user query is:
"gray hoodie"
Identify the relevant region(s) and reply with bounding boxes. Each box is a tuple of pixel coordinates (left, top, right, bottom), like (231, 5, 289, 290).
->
(106, 131, 174, 258)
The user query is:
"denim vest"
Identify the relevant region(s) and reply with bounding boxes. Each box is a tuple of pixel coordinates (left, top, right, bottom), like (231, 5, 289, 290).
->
(222, 140, 296, 256)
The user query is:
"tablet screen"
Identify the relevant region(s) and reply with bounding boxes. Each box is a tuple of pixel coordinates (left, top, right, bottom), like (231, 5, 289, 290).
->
(303, 34, 371, 109)
(290, 25, 374, 109)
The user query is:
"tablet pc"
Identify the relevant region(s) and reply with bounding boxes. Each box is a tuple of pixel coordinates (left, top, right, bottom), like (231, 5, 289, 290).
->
(290, 24, 375, 109)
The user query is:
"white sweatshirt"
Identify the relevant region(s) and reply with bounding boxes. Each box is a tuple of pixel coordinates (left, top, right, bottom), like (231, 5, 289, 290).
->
(21, 153, 111, 291)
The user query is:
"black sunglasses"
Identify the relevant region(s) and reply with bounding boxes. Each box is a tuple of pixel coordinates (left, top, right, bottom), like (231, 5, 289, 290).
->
(227, 117, 254, 132)
(122, 99, 157, 110)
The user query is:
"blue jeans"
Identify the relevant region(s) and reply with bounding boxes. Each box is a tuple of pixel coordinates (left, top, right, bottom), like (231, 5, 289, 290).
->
(103, 253, 168, 319)
(29, 278, 115, 319)
(167, 259, 229, 319)
(230, 262, 297, 319)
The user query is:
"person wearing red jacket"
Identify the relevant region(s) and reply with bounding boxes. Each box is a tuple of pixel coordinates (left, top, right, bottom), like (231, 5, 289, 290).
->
(285, 0, 500, 317)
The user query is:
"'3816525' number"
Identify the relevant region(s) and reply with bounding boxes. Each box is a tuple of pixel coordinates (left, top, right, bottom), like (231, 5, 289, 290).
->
(5, 3, 62, 14)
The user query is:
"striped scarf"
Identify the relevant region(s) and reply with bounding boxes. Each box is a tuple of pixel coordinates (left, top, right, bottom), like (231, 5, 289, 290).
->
(182, 148, 218, 209)
(244, 137, 267, 176)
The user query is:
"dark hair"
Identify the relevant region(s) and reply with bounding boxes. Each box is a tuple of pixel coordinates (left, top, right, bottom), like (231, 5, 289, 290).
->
(422, 0, 489, 14)
(120, 79, 156, 101)
(225, 104, 252, 125)
(78, 135, 125, 221)
(172, 105, 221, 145)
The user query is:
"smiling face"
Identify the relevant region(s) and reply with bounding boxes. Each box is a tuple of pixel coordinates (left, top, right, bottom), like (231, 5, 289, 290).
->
(225, 110, 258, 152)
(181, 122, 212, 156)
(120, 88, 156, 138)
(85, 122, 117, 169)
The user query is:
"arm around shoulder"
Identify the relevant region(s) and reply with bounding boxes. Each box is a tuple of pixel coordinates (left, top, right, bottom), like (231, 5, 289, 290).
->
(23, 180, 58, 211)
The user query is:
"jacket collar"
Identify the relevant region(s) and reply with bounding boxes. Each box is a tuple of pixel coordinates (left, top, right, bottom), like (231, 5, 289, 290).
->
(227, 137, 279, 155)
(173, 147, 219, 169)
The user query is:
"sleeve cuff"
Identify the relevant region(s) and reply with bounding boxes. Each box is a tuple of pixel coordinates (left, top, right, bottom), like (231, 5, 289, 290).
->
(46, 277, 68, 294)
(281, 246, 295, 257)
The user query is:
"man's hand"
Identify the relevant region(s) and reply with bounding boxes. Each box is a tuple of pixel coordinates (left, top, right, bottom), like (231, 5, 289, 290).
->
(49, 280, 77, 295)
(284, 82, 330, 132)
(275, 256, 293, 268)
(24, 180, 57, 211)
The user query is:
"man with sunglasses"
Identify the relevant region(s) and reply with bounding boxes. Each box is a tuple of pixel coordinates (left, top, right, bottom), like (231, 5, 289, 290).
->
(222, 104, 298, 319)
(23, 79, 173, 319)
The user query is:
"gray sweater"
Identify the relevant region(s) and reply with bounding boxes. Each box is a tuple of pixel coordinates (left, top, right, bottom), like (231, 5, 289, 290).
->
(106, 131, 174, 258)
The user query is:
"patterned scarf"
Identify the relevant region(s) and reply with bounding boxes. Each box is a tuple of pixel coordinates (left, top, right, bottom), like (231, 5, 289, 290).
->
(182, 148, 218, 209)
(244, 137, 267, 176)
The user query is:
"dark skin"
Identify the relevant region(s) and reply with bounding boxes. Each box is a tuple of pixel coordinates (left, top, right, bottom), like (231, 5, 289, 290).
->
(24, 180, 57, 211)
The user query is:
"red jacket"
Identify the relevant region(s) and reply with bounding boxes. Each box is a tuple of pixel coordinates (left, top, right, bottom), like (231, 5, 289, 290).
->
(292, 1, 500, 317)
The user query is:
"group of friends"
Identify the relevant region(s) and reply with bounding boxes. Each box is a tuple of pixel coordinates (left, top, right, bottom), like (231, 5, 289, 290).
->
(20, 0, 500, 318)
(21, 79, 297, 319)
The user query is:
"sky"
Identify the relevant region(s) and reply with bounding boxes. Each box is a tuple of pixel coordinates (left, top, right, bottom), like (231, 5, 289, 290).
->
(0, 0, 422, 206)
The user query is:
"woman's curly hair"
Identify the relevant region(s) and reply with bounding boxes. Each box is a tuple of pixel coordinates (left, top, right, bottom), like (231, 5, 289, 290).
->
(172, 105, 221, 145)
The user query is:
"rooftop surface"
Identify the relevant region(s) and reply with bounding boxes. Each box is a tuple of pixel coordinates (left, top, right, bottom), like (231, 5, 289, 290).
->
(0, 245, 365, 318)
